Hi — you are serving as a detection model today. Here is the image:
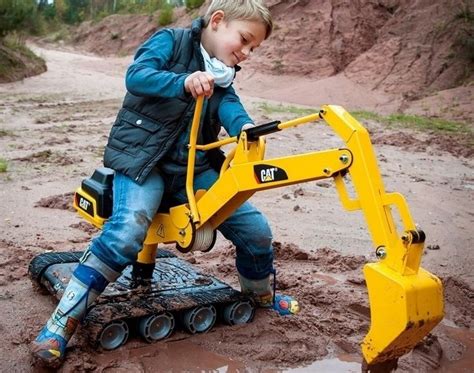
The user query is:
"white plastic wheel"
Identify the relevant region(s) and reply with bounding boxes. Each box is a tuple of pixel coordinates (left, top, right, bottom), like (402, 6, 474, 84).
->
(223, 300, 255, 325)
(182, 305, 217, 334)
(138, 312, 175, 342)
(99, 320, 129, 350)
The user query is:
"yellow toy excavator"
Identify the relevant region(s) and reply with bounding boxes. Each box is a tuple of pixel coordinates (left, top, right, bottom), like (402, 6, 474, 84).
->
(31, 96, 443, 368)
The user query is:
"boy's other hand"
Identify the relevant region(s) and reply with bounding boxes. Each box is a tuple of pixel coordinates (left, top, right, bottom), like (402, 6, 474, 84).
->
(185, 71, 215, 98)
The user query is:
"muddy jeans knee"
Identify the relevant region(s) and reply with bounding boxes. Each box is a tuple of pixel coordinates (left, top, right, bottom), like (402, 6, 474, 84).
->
(88, 170, 165, 271)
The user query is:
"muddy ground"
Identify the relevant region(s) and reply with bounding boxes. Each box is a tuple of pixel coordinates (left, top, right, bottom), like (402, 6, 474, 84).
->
(0, 45, 473, 372)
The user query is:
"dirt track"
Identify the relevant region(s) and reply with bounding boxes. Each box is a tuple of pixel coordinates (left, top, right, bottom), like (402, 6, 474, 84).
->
(0, 45, 473, 372)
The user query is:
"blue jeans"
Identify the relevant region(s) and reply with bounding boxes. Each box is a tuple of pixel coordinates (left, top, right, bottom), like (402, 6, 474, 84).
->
(90, 168, 273, 280)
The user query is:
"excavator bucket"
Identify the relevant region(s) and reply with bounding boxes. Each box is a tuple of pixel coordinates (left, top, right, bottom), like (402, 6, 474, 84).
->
(362, 262, 444, 365)
(321, 105, 444, 365)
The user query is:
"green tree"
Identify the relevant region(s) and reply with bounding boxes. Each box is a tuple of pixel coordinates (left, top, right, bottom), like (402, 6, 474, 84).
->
(158, 3, 173, 25)
(186, 0, 204, 10)
(54, 0, 67, 20)
(37, 0, 49, 11)
(62, 0, 89, 24)
(0, 0, 37, 36)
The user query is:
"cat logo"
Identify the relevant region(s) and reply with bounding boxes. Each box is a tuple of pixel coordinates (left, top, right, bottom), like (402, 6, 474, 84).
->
(261, 167, 277, 182)
(79, 197, 91, 211)
(156, 224, 165, 238)
(254, 164, 288, 184)
(76, 194, 93, 215)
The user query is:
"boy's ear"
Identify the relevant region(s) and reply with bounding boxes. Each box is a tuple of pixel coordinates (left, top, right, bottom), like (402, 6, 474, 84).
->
(210, 10, 225, 30)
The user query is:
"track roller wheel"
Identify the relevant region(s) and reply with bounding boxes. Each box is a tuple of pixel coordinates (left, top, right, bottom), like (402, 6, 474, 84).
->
(138, 312, 175, 342)
(223, 300, 255, 325)
(99, 320, 129, 350)
(182, 305, 216, 334)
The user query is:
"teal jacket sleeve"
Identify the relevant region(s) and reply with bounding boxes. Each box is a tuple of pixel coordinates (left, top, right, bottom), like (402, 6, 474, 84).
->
(218, 85, 254, 137)
(125, 29, 189, 98)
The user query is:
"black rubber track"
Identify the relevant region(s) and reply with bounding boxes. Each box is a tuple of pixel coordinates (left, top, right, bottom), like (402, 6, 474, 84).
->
(28, 249, 177, 283)
(28, 251, 83, 282)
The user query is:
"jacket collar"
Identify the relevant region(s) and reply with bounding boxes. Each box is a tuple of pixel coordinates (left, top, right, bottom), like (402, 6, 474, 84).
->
(191, 17, 204, 41)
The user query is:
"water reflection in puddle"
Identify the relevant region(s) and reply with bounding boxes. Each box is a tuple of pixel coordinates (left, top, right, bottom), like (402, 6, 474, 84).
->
(437, 323, 474, 372)
(139, 340, 245, 371)
(97, 337, 360, 372)
(136, 340, 360, 372)
(285, 357, 360, 372)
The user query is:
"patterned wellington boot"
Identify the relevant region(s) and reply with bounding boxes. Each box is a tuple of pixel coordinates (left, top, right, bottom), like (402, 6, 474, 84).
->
(238, 273, 299, 315)
(31, 262, 111, 368)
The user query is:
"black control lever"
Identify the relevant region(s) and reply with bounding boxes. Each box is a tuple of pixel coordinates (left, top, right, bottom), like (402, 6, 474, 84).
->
(243, 120, 282, 141)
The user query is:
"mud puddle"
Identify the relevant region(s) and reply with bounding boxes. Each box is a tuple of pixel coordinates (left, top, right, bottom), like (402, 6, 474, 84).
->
(94, 339, 361, 372)
(93, 340, 249, 372)
(288, 356, 360, 372)
(436, 324, 474, 373)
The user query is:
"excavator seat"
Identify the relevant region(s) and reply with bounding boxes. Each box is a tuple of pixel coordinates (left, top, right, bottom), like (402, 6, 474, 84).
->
(74, 167, 177, 227)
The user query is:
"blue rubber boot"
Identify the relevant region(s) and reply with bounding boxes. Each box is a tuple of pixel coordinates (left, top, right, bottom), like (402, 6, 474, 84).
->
(31, 258, 114, 368)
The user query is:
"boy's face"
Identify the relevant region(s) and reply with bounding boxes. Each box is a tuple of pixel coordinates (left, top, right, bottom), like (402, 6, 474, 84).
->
(208, 12, 267, 67)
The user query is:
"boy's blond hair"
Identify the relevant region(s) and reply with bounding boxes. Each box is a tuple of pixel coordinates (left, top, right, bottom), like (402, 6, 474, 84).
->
(203, 0, 273, 39)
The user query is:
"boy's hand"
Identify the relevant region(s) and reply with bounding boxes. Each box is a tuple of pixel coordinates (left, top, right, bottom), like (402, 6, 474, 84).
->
(185, 71, 214, 98)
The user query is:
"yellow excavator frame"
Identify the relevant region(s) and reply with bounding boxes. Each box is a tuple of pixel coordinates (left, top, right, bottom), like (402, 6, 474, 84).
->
(75, 96, 443, 365)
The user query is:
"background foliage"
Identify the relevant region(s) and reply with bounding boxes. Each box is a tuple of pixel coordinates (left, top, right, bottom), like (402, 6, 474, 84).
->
(0, 0, 205, 36)
(0, 0, 40, 36)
